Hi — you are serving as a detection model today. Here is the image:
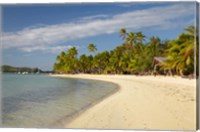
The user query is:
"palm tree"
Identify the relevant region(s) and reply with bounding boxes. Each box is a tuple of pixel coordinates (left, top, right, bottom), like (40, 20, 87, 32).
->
(181, 26, 195, 64)
(136, 32, 145, 43)
(119, 28, 145, 48)
(185, 26, 195, 36)
(79, 54, 88, 73)
(56, 51, 65, 62)
(54, 51, 67, 73)
(88, 43, 97, 53)
(126, 32, 136, 47)
(67, 47, 79, 73)
(148, 36, 161, 57)
(126, 32, 145, 48)
(68, 47, 78, 58)
(119, 28, 128, 40)
(163, 26, 196, 75)
(93, 51, 110, 74)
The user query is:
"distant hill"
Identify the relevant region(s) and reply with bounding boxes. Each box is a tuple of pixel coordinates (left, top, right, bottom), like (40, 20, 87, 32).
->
(1, 65, 52, 73)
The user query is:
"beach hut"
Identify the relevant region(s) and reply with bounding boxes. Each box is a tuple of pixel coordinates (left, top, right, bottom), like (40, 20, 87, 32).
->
(152, 57, 169, 76)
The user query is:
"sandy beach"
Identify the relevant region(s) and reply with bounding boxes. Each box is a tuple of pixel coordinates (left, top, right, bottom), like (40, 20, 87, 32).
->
(51, 74, 196, 130)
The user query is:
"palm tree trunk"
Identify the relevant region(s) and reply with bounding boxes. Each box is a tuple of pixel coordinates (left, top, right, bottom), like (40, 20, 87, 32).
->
(179, 69, 184, 77)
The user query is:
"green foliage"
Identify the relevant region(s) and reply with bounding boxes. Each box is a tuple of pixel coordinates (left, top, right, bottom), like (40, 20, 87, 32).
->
(88, 43, 97, 53)
(79, 54, 93, 73)
(54, 26, 196, 76)
(119, 28, 128, 40)
(163, 26, 196, 76)
(1, 65, 42, 73)
(54, 47, 78, 74)
(93, 51, 110, 74)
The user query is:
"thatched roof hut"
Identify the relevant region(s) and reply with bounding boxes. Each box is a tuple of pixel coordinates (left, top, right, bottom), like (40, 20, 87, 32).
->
(152, 57, 168, 75)
(152, 57, 167, 65)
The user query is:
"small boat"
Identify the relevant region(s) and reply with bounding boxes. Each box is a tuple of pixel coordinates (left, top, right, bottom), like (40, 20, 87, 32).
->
(22, 72, 28, 75)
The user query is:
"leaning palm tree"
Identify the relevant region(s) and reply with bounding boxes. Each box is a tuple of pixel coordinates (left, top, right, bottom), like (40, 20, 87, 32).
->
(177, 27, 195, 67)
(163, 26, 196, 76)
(184, 26, 195, 36)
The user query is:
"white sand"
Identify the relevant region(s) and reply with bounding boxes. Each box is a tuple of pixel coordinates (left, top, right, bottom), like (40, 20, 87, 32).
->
(51, 74, 196, 130)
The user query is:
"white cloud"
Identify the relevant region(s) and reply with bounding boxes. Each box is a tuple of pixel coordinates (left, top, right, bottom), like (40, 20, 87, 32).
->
(20, 45, 78, 54)
(2, 3, 194, 53)
(78, 14, 109, 22)
(116, 2, 153, 7)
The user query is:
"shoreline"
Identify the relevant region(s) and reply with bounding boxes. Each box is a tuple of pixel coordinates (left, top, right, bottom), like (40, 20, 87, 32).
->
(50, 77, 120, 128)
(50, 74, 196, 130)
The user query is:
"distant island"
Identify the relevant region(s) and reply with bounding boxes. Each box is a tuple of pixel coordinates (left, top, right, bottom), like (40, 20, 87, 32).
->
(1, 65, 53, 74)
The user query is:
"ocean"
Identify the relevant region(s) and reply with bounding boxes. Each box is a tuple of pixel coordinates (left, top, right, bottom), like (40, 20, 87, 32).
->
(1, 73, 118, 128)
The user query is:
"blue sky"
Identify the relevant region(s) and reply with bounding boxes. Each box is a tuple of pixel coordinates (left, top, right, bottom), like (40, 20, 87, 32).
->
(1, 2, 196, 70)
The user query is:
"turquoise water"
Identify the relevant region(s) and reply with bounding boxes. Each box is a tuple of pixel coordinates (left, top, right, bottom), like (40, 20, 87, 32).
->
(1, 74, 118, 128)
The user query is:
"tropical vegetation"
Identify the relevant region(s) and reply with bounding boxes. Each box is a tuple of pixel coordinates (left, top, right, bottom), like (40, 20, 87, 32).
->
(53, 26, 198, 77)
(1, 65, 44, 73)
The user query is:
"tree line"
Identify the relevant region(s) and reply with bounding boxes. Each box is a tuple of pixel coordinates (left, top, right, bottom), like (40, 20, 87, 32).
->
(53, 26, 198, 76)
(1, 65, 53, 74)
(1, 65, 41, 73)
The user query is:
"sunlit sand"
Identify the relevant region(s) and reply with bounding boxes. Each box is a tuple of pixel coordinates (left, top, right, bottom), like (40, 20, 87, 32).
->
(51, 74, 196, 130)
